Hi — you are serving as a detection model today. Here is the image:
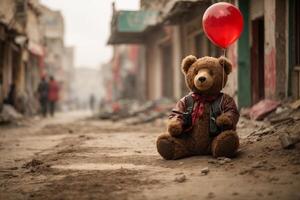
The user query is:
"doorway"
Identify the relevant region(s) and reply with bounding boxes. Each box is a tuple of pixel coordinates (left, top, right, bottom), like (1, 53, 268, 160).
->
(251, 17, 265, 104)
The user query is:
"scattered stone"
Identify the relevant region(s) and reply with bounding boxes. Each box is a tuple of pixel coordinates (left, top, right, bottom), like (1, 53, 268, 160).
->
(292, 171, 300, 175)
(134, 150, 142, 153)
(267, 176, 279, 182)
(239, 168, 253, 175)
(290, 99, 300, 109)
(207, 192, 215, 199)
(217, 157, 231, 162)
(3, 173, 18, 178)
(232, 192, 239, 196)
(116, 185, 123, 190)
(174, 174, 186, 183)
(208, 160, 218, 164)
(290, 158, 300, 165)
(8, 167, 18, 170)
(247, 154, 254, 158)
(279, 132, 300, 149)
(253, 127, 274, 137)
(256, 192, 263, 196)
(200, 167, 209, 175)
(217, 157, 231, 165)
(275, 106, 288, 114)
(22, 159, 43, 169)
(268, 191, 273, 196)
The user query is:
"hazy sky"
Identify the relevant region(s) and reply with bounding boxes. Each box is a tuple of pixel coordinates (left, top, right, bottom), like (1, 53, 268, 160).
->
(40, 0, 139, 68)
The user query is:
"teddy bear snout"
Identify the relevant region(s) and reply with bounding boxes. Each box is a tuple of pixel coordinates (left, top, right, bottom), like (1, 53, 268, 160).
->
(198, 76, 207, 83)
(194, 70, 213, 91)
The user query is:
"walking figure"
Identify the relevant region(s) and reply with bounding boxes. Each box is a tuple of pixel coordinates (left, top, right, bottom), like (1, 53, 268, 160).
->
(37, 76, 48, 117)
(48, 76, 59, 117)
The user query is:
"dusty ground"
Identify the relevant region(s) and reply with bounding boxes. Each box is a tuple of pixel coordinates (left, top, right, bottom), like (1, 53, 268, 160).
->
(0, 111, 299, 200)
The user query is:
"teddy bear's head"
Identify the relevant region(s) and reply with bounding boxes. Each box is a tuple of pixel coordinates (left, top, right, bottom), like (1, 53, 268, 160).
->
(181, 55, 232, 96)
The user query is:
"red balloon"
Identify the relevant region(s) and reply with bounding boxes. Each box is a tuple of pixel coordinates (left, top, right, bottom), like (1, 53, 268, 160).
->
(202, 2, 243, 49)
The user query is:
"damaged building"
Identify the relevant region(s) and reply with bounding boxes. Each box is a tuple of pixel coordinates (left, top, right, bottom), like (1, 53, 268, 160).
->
(0, 0, 75, 118)
(107, 0, 300, 109)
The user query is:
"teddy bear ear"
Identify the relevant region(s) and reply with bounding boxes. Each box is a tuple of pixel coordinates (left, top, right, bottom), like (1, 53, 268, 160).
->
(218, 56, 232, 75)
(181, 55, 197, 74)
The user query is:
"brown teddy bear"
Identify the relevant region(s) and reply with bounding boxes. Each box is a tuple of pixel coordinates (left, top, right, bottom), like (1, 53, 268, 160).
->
(157, 55, 240, 160)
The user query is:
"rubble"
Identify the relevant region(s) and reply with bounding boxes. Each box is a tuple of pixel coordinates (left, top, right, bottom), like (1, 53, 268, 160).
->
(279, 133, 300, 149)
(290, 99, 300, 109)
(174, 174, 186, 183)
(22, 159, 44, 169)
(0, 105, 23, 124)
(249, 99, 281, 121)
(200, 167, 209, 175)
(98, 98, 174, 125)
(251, 161, 276, 170)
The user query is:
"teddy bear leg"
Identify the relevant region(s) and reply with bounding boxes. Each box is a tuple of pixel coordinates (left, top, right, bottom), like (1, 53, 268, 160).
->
(211, 130, 239, 158)
(156, 134, 192, 160)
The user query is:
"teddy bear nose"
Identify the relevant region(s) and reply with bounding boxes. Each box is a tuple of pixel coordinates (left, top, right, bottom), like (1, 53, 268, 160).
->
(198, 77, 206, 83)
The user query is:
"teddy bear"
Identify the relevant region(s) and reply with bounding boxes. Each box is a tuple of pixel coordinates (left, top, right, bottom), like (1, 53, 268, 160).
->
(156, 55, 240, 160)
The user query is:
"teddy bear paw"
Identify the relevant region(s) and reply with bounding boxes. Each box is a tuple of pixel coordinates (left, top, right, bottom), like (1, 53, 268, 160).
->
(216, 114, 233, 130)
(167, 119, 183, 136)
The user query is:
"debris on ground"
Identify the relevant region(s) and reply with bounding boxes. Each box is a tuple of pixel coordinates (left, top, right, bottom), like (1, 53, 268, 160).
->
(174, 174, 186, 183)
(200, 167, 209, 175)
(251, 160, 276, 170)
(249, 99, 281, 121)
(207, 192, 215, 199)
(0, 104, 23, 125)
(217, 157, 231, 165)
(279, 132, 300, 149)
(290, 99, 300, 109)
(22, 159, 44, 169)
(1, 103, 300, 199)
(98, 98, 174, 125)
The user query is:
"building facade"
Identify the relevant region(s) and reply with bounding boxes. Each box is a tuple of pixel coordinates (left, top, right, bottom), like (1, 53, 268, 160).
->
(107, 0, 300, 108)
(237, 0, 300, 107)
(0, 0, 75, 115)
(0, 0, 44, 114)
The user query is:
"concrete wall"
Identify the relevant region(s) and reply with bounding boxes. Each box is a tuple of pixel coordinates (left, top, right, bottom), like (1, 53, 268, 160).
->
(171, 26, 183, 99)
(145, 29, 163, 100)
(39, 5, 64, 39)
(264, 0, 276, 99)
(0, 0, 24, 33)
(26, 6, 43, 45)
(263, 0, 287, 100)
(275, 0, 287, 99)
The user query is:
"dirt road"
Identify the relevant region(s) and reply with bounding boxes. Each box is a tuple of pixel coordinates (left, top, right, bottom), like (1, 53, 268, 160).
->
(0, 112, 299, 200)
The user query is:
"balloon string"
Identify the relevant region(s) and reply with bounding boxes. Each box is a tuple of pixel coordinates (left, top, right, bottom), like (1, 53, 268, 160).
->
(219, 48, 227, 114)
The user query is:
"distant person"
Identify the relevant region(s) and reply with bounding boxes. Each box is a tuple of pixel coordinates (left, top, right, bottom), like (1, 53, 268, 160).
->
(48, 76, 59, 117)
(89, 94, 95, 111)
(37, 77, 48, 117)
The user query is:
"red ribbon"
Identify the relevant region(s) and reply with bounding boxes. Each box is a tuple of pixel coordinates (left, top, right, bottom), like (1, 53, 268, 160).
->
(191, 93, 220, 125)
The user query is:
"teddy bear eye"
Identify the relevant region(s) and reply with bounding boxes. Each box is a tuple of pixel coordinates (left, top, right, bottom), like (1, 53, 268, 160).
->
(209, 70, 214, 76)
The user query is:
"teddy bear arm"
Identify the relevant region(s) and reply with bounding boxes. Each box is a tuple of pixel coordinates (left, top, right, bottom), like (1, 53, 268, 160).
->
(218, 95, 240, 129)
(168, 99, 186, 136)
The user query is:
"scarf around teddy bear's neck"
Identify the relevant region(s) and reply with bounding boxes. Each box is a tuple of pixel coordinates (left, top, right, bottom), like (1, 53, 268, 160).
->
(190, 92, 222, 125)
